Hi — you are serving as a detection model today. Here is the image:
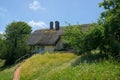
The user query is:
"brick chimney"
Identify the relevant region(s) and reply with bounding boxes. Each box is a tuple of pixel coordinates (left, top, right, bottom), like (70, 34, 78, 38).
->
(55, 21, 60, 30)
(50, 21, 54, 30)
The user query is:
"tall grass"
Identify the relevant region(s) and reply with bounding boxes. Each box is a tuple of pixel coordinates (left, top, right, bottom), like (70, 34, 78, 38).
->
(48, 61, 120, 80)
(20, 52, 120, 80)
(0, 59, 5, 67)
(20, 52, 76, 80)
(0, 59, 14, 80)
(0, 64, 19, 80)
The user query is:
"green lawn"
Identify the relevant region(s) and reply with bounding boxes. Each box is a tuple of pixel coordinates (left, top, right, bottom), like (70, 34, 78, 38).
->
(0, 52, 120, 80)
(0, 59, 20, 80)
(20, 52, 77, 80)
(0, 66, 15, 80)
(47, 62, 120, 80)
(20, 52, 120, 80)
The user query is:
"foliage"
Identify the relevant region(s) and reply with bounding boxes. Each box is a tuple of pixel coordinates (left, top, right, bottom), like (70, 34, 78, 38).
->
(64, 0, 120, 59)
(82, 25, 104, 54)
(2, 21, 32, 65)
(64, 25, 84, 53)
(99, 0, 120, 58)
(0, 33, 4, 39)
(64, 24, 103, 55)
(0, 36, 7, 60)
(0, 38, 3, 58)
(0, 59, 4, 67)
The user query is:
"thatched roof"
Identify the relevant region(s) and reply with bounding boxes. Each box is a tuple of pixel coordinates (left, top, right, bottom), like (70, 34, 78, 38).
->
(27, 29, 64, 46)
(27, 24, 93, 46)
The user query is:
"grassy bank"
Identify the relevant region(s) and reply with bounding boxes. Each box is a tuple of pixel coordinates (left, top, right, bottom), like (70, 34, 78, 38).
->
(0, 63, 19, 80)
(47, 61, 120, 80)
(20, 52, 76, 80)
(0, 66, 15, 80)
(0, 59, 22, 80)
(20, 52, 120, 80)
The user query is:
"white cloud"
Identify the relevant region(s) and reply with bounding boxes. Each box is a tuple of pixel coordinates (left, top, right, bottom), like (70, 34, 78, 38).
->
(29, 0, 45, 11)
(0, 31, 4, 34)
(28, 20, 47, 30)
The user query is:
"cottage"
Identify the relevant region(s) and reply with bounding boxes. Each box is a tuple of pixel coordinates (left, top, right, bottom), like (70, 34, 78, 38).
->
(27, 21, 64, 53)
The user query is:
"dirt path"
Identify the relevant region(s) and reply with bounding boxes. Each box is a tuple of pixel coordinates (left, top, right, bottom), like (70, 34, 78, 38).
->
(13, 66, 21, 80)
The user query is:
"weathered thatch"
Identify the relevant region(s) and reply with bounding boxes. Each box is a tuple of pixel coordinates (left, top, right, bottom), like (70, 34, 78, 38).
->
(27, 29, 64, 46)
(27, 24, 93, 46)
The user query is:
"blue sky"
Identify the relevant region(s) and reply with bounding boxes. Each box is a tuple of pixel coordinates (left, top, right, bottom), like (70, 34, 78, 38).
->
(0, 0, 103, 33)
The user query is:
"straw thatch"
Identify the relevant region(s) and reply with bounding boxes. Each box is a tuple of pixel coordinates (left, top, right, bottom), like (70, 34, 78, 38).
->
(27, 29, 64, 46)
(27, 24, 93, 46)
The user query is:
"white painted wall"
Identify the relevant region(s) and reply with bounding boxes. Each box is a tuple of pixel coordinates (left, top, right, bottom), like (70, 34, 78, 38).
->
(31, 38, 64, 53)
(55, 39, 64, 50)
(45, 46, 55, 52)
(31, 46, 45, 53)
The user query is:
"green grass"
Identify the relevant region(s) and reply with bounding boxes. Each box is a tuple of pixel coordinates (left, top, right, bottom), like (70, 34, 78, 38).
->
(0, 59, 21, 80)
(0, 59, 5, 67)
(0, 67, 14, 80)
(0, 52, 119, 80)
(0, 63, 19, 80)
(48, 62, 120, 80)
(20, 52, 76, 80)
(20, 52, 120, 80)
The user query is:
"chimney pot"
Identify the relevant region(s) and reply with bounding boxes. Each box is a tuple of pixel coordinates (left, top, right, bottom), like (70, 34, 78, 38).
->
(55, 21, 60, 30)
(50, 21, 54, 30)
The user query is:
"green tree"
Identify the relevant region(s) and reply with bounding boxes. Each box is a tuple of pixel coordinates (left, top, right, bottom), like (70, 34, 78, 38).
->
(64, 25, 84, 54)
(3, 21, 32, 65)
(99, 0, 120, 57)
(0, 33, 7, 59)
(0, 37, 4, 58)
(83, 25, 104, 54)
(64, 24, 101, 54)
